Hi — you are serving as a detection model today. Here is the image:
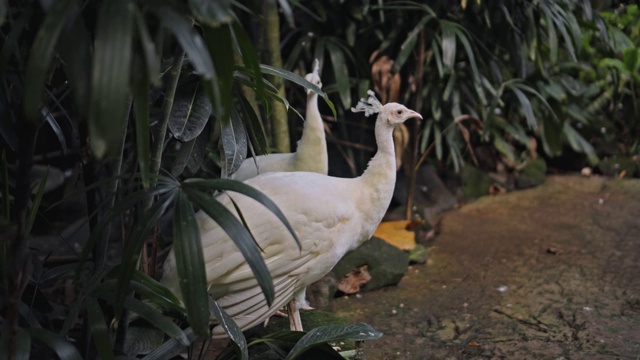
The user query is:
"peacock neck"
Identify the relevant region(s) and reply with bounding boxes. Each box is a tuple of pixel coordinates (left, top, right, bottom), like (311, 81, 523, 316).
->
(295, 92, 328, 173)
(356, 115, 397, 243)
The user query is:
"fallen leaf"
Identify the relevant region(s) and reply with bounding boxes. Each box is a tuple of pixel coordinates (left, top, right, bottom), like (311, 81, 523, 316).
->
(468, 341, 480, 347)
(338, 266, 372, 294)
(373, 220, 416, 250)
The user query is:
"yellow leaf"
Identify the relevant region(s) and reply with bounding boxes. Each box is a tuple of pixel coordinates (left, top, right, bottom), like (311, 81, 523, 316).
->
(373, 220, 416, 250)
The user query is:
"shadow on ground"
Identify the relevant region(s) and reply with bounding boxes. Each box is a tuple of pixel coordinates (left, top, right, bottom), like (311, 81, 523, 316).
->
(332, 175, 640, 359)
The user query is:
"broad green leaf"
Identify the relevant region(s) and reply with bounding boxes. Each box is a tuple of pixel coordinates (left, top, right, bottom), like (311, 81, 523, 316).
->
(29, 328, 82, 360)
(277, 0, 294, 27)
(209, 298, 248, 360)
(171, 191, 210, 336)
(326, 41, 351, 109)
(204, 24, 234, 121)
(23, 0, 78, 124)
(154, 7, 214, 78)
(172, 134, 208, 177)
(189, 0, 233, 27)
(183, 187, 275, 306)
(221, 107, 248, 176)
(543, 10, 558, 63)
(434, 124, 443, 160)
(86, 298, 114, 360)
(284, 323, 382, 360)
(168, 80, 212, 142)
(88, 0, 134, 158)
(123, 326, 165, 356)
(25, 167, 48, 236)
(141, 327, 196, 360)
(124, 297, 189, 345)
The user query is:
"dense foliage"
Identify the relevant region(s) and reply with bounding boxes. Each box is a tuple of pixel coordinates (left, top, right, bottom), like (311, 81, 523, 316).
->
(0, 0, 638, 359)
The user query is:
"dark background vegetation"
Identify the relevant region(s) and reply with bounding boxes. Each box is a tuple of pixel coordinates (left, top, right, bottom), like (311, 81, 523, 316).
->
(0, 0, 638, 358)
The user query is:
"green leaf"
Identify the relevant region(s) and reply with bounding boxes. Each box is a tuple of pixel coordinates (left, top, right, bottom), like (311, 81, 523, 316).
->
(277, 0, 294, 27)
(1, 151, 9, 222)
(284, 323, 382, 360)
(183, 178, 301, 248)
(86, 298, 114, 360)
(58, 11, 91, 116)
(510, 87, 536, 130)
(168, 80, 212, 142)
(232, 22, 265, 103)
(131, 271, 184, 312)
(189, 0, 233, 27)
(394, 15, 431, 72)
(237, 91, 268, 156)
(25, 167, 48, 236)
(326, 41, 351, 109)
(88, 0, 134, 158)
(29, 328, 82, 360)
(23, 0, 78, 124)
(123, 326, 165, 356)
(116, 192, 176, 315)
(203, 24, 234, 121)
(141, 328, 196, 360)
(563, 122, 598, 165)
(172, 191, 210, 336)
(441, 21, 456, 71)
(623, 47, 640, 73)
(154, 7, 214, 79)
(0, 0, 6, 26)
(221, 107, 248, 176)
(209, 298, 248, 360)
(183, 187, 275, 306)
(134, 8, 160, 85)
(259, 64, 324, 97)
(172, 136, 207, 177)
(124, 297, 190, 346)
(134, 71, 151, 188)
(493, 135, 516, 164)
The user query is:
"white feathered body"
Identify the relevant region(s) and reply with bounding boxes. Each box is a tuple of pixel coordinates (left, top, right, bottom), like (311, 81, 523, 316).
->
(161, 100, 420, 337)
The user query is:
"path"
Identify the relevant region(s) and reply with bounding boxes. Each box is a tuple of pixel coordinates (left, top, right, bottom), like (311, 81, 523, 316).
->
(332, 175, 640, 359)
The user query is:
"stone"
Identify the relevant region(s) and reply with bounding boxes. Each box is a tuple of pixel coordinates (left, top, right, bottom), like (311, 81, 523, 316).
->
(461, 164, 496, 199)
(306, 274, 338, 310)
(331, 237, 409, 292)
(515, 157, 547, 189)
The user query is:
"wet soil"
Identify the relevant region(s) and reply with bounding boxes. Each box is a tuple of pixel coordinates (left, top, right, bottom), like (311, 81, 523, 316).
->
(331, 175, 640, 359)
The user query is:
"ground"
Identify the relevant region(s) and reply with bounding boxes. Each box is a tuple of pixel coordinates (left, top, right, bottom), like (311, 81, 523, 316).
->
(331, 175, 640, 360)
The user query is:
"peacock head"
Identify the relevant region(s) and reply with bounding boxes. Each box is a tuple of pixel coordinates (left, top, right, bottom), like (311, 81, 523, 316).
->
(305, 59, 322, 95)
(351, 90, 422, 126)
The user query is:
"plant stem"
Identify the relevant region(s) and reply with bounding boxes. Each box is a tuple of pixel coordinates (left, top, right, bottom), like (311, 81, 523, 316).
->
(264, 0, 290, 153)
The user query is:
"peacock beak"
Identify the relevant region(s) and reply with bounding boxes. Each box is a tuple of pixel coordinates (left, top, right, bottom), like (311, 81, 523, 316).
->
(407, 110, 422, 120)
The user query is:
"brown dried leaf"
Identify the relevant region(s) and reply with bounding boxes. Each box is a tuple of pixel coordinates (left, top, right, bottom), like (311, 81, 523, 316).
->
(338, 266, 372, 294)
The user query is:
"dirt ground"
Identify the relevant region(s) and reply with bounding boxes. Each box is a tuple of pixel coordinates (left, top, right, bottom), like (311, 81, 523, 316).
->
(331, 175, 640, 360)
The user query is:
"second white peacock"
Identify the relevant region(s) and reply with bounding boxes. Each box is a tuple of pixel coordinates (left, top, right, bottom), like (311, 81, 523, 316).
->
(230, 60, 327, 181)
(161, 90, 422, 337)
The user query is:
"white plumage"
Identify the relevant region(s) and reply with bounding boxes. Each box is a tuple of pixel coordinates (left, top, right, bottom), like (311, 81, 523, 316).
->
(161, 91, 421, 337)
(230, 60, 327, 181)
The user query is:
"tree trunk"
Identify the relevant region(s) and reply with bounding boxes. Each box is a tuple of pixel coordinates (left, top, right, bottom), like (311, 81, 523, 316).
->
(264, 0, 290, 153)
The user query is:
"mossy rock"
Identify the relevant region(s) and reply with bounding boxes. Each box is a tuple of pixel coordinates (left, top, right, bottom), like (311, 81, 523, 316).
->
(331, 237, 409, 292)
(462, 164, 496, 199)
(515, 158, 547, 189)
(598, 156, 637, 177)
